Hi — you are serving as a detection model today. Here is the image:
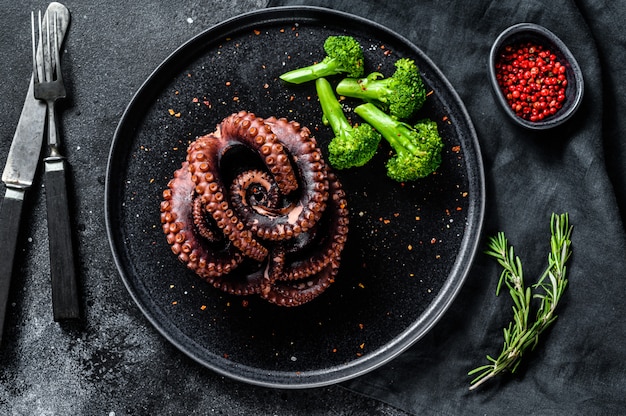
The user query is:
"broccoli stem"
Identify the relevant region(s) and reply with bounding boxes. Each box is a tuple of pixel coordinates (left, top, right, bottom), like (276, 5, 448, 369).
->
(316, 78, 352, 134)
(354, 103, 425, 157)
(280, 61, 340, 84)
(336, 76, 391, 102)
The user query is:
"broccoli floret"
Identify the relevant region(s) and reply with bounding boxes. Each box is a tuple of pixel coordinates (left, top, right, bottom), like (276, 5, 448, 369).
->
(354, 103, 443, 182)
(315, 78, 381, 170)
(336, 58, 426, 119)
(280, 36, 365, 84)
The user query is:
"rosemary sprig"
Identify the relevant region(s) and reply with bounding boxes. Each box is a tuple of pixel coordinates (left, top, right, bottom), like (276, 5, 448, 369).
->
(468, 213, 573, 390)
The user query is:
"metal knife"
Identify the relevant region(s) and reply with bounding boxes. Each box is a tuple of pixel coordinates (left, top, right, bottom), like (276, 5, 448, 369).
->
(0, 2, 70, 346)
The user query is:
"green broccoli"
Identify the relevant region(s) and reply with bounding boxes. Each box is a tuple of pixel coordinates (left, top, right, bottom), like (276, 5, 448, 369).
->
(354, 102, 443, 182)
(279, 36, 365, 84)
(315, 78, 381, 170)
(336, 58, 426, 119)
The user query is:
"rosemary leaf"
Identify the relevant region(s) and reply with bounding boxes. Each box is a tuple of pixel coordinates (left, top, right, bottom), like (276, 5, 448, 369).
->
(468, 213, 573, 390)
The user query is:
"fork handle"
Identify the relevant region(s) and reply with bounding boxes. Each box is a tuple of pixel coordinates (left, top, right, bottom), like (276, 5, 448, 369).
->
(44, 155, 80, 321)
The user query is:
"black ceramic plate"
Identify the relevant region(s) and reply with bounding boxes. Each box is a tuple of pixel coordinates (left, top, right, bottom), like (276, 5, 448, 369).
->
(105, 6, 484, 388)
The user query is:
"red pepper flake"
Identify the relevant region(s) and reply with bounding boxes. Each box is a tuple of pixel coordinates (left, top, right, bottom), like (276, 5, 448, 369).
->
(415, 216, 421, 221)
(383, 49, 392, 56)
(332, 348, 338, 353)
(430, 238, 437, 244)
(203, 100, 211, 107)
(462, 192, 469, 197)
(233, 96, 240, 102)
(442, 115, 449, 122)
(358, 323, 364, 330)
(171, 301, 178, 305)
(200, 305, 207, 311)
(263, 83, 269, 89)
(456, 206, 463, 211)
(225, 81, 231, 86)
(253, 29, 261, 35)
(451, 145, 461, 153)
(241, 299, 249, 308)
(426, 90, 434, 96)
(359, 343, 365, 349)
(393, 212, 400, 218)
(192, 97, 199, 103)
(358, 282, 365, 289)
(280, 28, 285, 33)
(356, 352, 363, 357)
(407, 244, 413, 251)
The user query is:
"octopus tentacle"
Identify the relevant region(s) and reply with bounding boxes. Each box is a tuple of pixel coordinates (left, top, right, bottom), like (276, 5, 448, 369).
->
(260, 262, 339, 307)
(231, 115, 330, 242)
(283, 171, 349, 281)
(160, 163, 243, 279)
(187, 133, 269, 262)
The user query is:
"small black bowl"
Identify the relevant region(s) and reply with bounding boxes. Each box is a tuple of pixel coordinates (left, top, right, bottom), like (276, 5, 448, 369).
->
(489, 23, 584, 130)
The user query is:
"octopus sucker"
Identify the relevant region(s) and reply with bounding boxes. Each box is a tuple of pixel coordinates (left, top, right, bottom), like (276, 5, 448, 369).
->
(161, 112, 349, 306)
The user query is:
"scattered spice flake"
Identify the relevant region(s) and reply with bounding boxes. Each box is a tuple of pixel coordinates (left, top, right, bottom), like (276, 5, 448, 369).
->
(426, 90, 434, 96)
(149, 178, 155, 184)
(167, 108, 181, 118)
(169, 284, 175, 289)
(263, 83, 269, 89)
(358, 282, 365, 289)
(233, 96, 240, 102)
(358, 323, 364, 330)
(171, 301, 178, 305)
(332, 348, 338, 353)
(452, 145, 461, 153)
(253, 29, 261, 35)
(407, 244, 413, 251)
(430, 238, 437, 244)
(200, 305, 207, 311)
(223, 353, 229, 359)
(241, 299, 249, 308)
(415, 216, 421, 221)
(280, 28, 285, 33)
(175, 90, 180, 95)
(359, 343, 365, 349)
(462, 192, 469, 197)
(225, 81, 231, 86)
(356, 352, 363, 357)
(393, 212, 400, 218)
(456, 206, 463, 211)
(192, 97, 199, 103)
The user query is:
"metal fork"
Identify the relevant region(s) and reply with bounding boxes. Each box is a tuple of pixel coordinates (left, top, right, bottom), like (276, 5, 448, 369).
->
(32, 10, 80, 321)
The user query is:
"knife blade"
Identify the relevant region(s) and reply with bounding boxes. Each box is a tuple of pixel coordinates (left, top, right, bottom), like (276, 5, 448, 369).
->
(0, 2, 70, 346)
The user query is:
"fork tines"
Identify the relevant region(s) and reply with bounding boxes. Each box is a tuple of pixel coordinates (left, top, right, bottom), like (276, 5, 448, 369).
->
(31, 10, 63, 87)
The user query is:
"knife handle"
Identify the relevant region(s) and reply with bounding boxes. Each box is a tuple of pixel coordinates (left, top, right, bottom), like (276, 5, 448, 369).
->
(44, 156, 80, 321)
(0, 188, 26, 345)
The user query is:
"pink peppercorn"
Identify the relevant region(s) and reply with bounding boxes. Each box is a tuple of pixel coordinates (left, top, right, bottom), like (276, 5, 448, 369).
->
(494, 41, 568, 122)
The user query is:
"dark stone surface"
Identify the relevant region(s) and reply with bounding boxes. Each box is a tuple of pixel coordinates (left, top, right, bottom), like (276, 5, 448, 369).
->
(0, 1, 409, 414)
